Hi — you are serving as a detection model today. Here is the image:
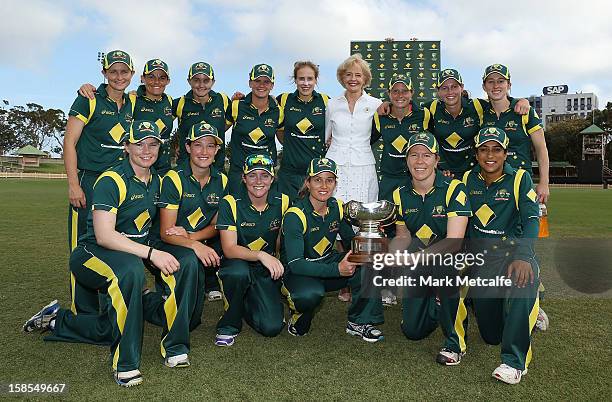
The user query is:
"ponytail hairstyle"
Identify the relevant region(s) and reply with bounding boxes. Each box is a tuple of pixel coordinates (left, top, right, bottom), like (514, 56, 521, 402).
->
(296, 177, 310, 199)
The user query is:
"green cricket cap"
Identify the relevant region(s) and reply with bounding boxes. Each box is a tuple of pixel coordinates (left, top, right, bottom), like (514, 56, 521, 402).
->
(188, 122, 222, 145)
(475, 127, 509, 149)
(308, 158, 338, 177)
(188, 62, 214, 80)
(388, 73, 413, 91)
(482, 64, 510, 81)
(243, 153, 275, 176)
(103, 50, 134, 71)
(143, 59, 169, 76)
(405, 132, 439, 154)
(249, 63, 275, 83)
(125, 120, 161, 143)
(437, 68, 463, 87)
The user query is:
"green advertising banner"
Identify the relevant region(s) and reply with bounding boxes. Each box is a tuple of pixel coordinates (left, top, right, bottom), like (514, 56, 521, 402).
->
(350, 40, 441, 177)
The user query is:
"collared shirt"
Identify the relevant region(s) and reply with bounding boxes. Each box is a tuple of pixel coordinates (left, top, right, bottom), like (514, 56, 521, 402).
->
(134, 85, 175, 175)
(462, 163, 539, 259)
(81, 158, 160, 246)
(325, 92, 382, 166)
(226, 93, 283, 171)
(157, 161, 228, 239)
(393, 170, 472, 251)
(277, 90, 329, 175)
(173, 89, 230, 170)
(427, 97, 485, 176)
(69, 84, 135, 173)
(216, 191, 290, 255)
(480, 98, 543, 173)
(282, 196, 354, 277)
(371, 101, 431, 177)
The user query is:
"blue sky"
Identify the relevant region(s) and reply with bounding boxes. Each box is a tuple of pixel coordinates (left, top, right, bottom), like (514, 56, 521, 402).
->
(1, 0, 610, 120)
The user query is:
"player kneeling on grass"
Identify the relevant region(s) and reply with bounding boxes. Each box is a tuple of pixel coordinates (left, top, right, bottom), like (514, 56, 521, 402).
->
(389, 132, 472, 363)
(281, 158, 385, 341)
(142, 122, 228, 368)
(213, 154, 290, 346)
(462, 127, 541, 384)
(24, 121, 180, 387)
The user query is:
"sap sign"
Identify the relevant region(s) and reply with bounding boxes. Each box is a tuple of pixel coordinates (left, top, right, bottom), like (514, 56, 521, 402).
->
(543, 85, 569, 95)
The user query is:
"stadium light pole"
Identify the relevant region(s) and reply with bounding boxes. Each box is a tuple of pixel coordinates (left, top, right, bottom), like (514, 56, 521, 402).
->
(97, 51, 106, 83)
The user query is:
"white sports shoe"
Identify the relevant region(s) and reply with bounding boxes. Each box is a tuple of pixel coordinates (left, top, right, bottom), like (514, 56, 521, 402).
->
(381, 290, 397, 306)
(164, 353, 190, 368)
(535, 307, 549, 331)
(114, 369, 143, 387)
(207, 291, 223, 302)
(492, 363, 527, 384)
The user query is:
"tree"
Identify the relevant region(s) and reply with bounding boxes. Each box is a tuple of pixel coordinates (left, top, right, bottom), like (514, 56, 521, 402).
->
(544, 118, 590, 165)
(0, 103, 67, 155)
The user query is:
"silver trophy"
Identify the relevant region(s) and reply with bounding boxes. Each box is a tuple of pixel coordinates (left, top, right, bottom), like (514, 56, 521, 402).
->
(344, 200, 396, 263)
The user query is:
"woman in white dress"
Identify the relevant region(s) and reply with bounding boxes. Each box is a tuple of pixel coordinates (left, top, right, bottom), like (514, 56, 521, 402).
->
(325, 54, 382, 203)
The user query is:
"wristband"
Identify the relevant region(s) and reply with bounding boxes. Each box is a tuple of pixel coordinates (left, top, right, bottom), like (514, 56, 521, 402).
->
(147, 247, 154, 260)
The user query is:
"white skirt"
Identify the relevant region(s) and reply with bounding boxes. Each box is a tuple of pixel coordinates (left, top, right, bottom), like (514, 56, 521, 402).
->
(334, 163, 379, 203)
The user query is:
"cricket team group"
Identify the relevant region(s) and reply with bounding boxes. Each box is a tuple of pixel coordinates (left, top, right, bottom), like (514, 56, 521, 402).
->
(23, 49, 550, 387)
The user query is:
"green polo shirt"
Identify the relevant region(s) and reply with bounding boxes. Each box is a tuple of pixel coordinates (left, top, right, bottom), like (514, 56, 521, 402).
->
(427, 97, 485, 176)
(282, 196, 354, 277)
(393, 170, 472, 251)
(462, 163, 539, 261)
(173, 89, 230, 169)
(157, 161, 228, 238)
(372, 101, 431, 178)
(81, 158, 160, 246)
(277, 90, 329, 175)
(480, 98, 543, 173)
(216, 191, 290, 255)
(226, 93, 284, 172)
(133, 85, 175, 175)
(69, 84, 135, 173)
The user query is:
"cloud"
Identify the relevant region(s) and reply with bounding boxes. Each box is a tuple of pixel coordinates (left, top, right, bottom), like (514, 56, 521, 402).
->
(0, 0, 73, 68)
(213, 0, 611, 102)
(79, 0, 205, 75)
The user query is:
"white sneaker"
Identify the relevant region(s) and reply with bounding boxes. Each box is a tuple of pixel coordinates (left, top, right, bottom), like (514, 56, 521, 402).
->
(207, 290, 223, 302)
(381, 290, 397, 306)
(114, 369, 143, 387)
(436, 348, 465, 366)
(492, 363, 527, 384)
(164, 353, 190, 368)
(535, 307, 549, 331)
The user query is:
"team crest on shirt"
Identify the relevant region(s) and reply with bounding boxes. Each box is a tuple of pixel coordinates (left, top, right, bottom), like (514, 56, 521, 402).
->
(329, 220, 339, 233)
(431, 205, 446, 218)
(495, 188, 511, 201)
(312, 106, 323, 115)
(463, 117, 475, 128)
(264, 118, 275, 127)
(206, 193, 220, 205)
(269, 218, 281, 231)
(505, 121, 518, 131)
(408, 123, 420, 132)
(211, 107, 223, 118)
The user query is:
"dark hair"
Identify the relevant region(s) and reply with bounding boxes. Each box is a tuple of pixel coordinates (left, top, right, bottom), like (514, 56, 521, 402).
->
(296, 177, 310, 199)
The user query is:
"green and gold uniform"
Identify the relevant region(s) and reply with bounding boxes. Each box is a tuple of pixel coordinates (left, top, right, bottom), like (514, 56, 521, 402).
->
(173, 90, 230, 170)
(276, 90, 329, 199)
(133, 85, 174, 175)
(392, 170, 472, 353)
(463, 162, 540, 371)
(142, 160, 228, 358)
(225, 94, 283, 193)
(215, 191, 290, 336)
(427, 97, 485, 177)
(481, 99, 543, 173)
(371, 101, 431, 202)
(48, 157, 160, 372)
(67, 83, 136, 316)
(282, 196, 384, 335)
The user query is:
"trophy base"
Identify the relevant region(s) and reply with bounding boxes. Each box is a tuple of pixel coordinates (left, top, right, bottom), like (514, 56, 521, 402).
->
(348, 237, 388, 264)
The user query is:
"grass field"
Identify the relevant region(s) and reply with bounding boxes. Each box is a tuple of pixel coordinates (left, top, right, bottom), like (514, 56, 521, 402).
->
(1, 180, 610, 400)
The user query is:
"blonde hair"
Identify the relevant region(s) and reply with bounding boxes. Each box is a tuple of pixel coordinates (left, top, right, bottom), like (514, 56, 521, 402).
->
(293, 61, 319, 82)
(336, 54, 372, 88)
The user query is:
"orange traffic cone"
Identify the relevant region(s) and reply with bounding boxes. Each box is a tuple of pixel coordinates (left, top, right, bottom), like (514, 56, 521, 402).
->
(538, 203, 549, 238)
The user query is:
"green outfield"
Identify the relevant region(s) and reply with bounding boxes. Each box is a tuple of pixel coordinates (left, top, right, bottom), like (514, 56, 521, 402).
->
(0, 180, 610, 400)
